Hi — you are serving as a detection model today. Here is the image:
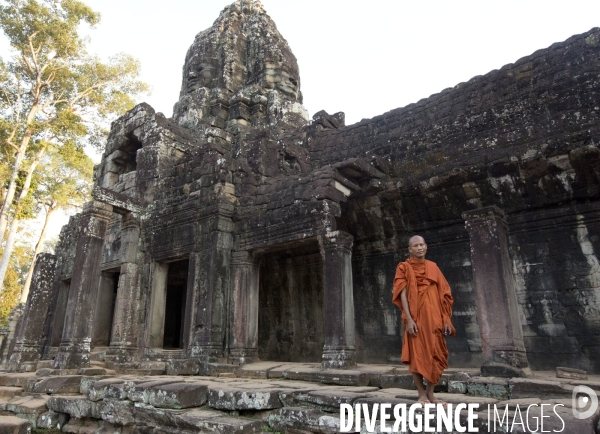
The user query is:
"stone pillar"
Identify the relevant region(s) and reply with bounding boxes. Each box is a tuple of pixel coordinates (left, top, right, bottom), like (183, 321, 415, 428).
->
(106, 213, 141, 363)
(191, 204, 234, 365)
(318, 231, 357, 369)
(228, 250, 260, 365)
(8, 254, 57, 372)
(463, 206, 530, 377)
(54, 201, 113, 369)
(0, 305, 24, 368)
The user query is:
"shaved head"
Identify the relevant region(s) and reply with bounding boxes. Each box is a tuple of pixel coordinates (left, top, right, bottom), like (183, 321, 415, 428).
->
(408, 235, 425, 247)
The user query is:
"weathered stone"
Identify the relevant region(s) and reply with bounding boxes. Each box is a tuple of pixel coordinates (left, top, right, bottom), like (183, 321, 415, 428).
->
(557, 366, 588, 380)
(3, 395, 50, 416)
(0, 415, 31, 434)
(294, 389, 366, 412)
(0, 374, 35, 388)
(126, 379, 183, 403)
(0, 387, 22, 400)
(466, 376, 511, 400)
(8, 254, 57, 372)
(208, 385, 283, 410)
(166, 359, 199, 376)
(267, 407, 324, 433)
(509, 377, 574, 399)
(147, 382, 208, 409)
(36, 411, 68, 430)
(447, 380, 467, 394)
(25, 375, 82, 394)
(379, 373, 415, 390)
(86, 379, 127, 401)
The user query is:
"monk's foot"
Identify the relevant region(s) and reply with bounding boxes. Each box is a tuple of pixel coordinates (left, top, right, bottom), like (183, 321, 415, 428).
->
(428, 396, 448, 407)
(417, 394, 430, 405)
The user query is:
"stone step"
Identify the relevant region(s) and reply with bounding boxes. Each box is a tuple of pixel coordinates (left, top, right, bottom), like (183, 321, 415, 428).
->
(0, 415, 31, 434)
(0, 386, 23, 399)
(23, 375, 82, 394)
(0, 373, 36, 388)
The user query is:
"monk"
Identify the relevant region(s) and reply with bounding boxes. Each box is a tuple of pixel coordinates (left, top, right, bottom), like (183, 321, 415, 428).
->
(392, 235, 455, 405)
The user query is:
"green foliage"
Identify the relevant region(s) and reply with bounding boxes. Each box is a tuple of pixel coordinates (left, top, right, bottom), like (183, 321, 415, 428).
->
(35, 140, 94, 211)
(0, 0, 149, 218)
(0, 243, 32, 325)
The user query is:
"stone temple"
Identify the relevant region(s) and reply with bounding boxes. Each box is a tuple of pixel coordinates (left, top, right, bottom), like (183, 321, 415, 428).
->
(6, 0, 600, 381)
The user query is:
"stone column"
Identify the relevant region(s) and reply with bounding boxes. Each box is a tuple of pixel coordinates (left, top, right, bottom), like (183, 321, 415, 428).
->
(318, 231, 357, 369)
(228, 250, 260, 365)
(191, 204, 234, 366)
(463, 206, 530, 377)
(8, 254, 57, 372)
(54, 201, 113, 369)
(106, 213, 141, 363)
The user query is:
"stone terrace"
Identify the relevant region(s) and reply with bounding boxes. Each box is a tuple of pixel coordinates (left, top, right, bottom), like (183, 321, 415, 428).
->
(0, 362, 598, 433)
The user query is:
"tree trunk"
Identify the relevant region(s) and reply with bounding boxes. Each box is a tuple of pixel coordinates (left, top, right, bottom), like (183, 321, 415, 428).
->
(0, 143, 28, 245)
(0, 145, 47, 295)
(20, 206, 56, 304)
(0, 216, 20, 294)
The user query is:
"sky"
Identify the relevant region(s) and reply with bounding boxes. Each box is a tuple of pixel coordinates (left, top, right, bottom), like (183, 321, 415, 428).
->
(5, 0, 600, 240)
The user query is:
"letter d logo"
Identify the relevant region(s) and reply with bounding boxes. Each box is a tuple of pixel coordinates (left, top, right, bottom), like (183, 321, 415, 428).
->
(572, 385, 598, 420)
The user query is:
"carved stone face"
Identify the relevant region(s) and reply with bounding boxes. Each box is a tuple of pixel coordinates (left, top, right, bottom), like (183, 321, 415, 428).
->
(186, 59, 217, 93)
(278, 69, 299, 98)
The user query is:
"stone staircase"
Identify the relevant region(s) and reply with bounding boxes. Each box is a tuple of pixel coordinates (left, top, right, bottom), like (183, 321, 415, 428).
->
(0, 362, 597, 433)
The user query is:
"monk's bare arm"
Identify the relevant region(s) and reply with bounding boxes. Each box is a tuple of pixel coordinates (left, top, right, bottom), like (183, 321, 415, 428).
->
(400, 288, 418, 337)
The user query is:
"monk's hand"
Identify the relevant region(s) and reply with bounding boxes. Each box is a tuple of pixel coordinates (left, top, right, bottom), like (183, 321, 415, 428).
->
(407, 319, 418, 337)
(443, 324, 452, 336)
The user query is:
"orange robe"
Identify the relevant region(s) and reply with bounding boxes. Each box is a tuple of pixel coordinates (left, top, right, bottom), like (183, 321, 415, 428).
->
(392, 258, 455, 384)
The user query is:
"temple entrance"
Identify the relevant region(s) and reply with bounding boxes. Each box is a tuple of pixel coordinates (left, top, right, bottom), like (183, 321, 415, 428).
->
(93, 270, 120, 347)
(148, 258, 189, 350)
(163, 259, 188, 349)
(258, 241, 324, 362)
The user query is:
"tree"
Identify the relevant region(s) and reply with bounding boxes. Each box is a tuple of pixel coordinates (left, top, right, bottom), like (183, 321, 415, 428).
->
(0, 0, 149, 292)
(19, 142, 93, 303)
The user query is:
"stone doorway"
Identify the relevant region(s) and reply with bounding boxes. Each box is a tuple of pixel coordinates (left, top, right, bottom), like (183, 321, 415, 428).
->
(148, 258, 189, 350)
(163, 259, 188, 349)
(258, 241, 324, 362)
(93, 270, 119, 347)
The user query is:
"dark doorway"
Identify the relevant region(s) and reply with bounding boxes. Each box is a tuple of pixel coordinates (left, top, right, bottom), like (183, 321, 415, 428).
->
(163, 259, 189, 349)
(93, 271, 119, 347)
(258, 241, 324, 362)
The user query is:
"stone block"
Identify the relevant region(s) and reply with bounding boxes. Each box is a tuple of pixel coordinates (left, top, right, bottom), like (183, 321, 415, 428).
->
(557, 366, 588, 380)
(0, 374, 36, 388)
(0, 415, 31, 434)
(267, 407, 324, 433)
(208, 385, 283, 410)
(4, 395, 50, 415)
(148, 382, 208, 409)
(46, 396, 94, 420)
(318, 370, 370, 386)
(379, 374, 415, 390)
(166, 359, 199, 376)
(448, 380, 467, 394)
(36, 411, 68, 430)
(127, 379, 182, 403)
(0, 387, 22, 399)
(509, 378, 574, 399)
(26, 375, 82, 394)
(466, 376, 510, 400)
(295, 389, 366, 411)
(175, 408, 265, 433)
